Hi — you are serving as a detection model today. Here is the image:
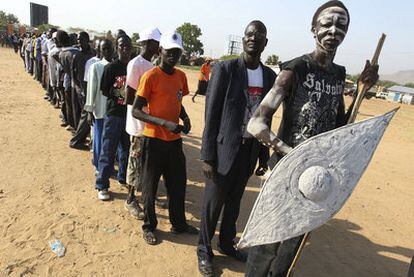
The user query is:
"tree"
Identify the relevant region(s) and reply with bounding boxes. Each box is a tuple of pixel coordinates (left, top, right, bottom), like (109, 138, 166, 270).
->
(105, 30, 114, 41)
(265, 54, 279, 65)
(377, 80, 398, 88)
(0, 10, 19, 29)
(176, 23, 204, 65)
(220, 54, 239, 61)
(404, 82, 414, 88)
(67, 26, 85, 34)
(36, 24, 59, 33)
(131, 33, 139, 43)
(6, 13, 19, 24)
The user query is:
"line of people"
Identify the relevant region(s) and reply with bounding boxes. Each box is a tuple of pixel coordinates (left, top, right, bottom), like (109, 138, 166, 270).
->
(13, 1, 380, 276)
(17, 26, 200, 247)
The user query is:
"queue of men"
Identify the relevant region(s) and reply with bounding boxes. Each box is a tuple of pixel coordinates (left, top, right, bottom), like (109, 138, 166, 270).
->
(10, 1, 380, 276)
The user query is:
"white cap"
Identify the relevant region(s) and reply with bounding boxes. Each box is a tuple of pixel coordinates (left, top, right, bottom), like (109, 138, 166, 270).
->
(160, 31, 183, 50)
(137, 27, 161, 43)
(52, 32, 57, 39)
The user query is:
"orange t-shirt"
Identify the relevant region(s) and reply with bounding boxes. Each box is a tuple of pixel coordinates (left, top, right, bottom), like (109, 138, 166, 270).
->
(198, 63, 211, 81)
(138, 67, 189, 141)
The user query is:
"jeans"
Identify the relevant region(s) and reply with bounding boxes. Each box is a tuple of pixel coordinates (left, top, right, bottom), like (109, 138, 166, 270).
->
(95, 115, 130, 190)
(93, 118, 104, 171)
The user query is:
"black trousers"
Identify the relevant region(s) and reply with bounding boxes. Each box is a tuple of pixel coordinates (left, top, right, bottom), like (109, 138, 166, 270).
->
(245, 235, 304, 277)
(141, 137, 188, 232)
(69, 108, 90, 147)
(197, 141, 252, 259)
(63, 88, 74, 128)
(71, 89, 83, 129)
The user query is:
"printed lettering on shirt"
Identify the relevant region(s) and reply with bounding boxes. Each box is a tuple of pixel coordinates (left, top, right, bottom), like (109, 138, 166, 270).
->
(291, 71, 344, 145)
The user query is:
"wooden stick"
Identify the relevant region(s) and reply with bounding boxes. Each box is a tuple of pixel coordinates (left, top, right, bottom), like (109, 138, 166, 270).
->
(287, 233, 310, 277)
(286, 33, 386, 277)
(348, 33, 386, 124)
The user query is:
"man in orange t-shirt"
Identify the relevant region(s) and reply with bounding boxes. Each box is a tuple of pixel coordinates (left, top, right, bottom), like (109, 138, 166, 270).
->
(192, 58, 211, 102)
(132, 31, 198, 245)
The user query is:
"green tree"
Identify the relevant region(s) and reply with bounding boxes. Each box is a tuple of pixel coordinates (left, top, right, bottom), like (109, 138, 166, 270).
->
(106, 30, 114, 41)
(36, 23, 59, 33)
(67, 26, 85, 34)
(220, 54, 239, 61)
(0, 10, 19, 29)
(377, 80, 398, 88)
(404, 82, 414, 88)
(265, 54, 279, 65)
(6, 13, 19, 24)
(176, 23, 204, 64)
(131, 33, 139, 43)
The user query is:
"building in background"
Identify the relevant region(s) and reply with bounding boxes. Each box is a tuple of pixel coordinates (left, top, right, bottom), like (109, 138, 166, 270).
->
(30, 3, 48, 27)
(386, 85, 414, 105)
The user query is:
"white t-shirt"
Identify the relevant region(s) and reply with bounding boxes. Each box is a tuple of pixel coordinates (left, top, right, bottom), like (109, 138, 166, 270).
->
(247, 66, 264, 88)
(84, 56, 100, 82)
(244, 65, 264, 138)
(125, 55, 154, 137)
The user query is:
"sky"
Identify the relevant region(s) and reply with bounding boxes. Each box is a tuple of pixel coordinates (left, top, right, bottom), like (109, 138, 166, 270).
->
(2, 0, 414, 74)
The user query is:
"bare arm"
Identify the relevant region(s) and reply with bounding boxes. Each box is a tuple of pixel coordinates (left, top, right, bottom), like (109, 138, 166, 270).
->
(131, 96, 183, 134)
(125, 85, 136, 105)
(247, 70, 294, 156)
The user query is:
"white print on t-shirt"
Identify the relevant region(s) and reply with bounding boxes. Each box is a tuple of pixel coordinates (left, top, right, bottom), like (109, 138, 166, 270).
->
(303, 73, 344, 97)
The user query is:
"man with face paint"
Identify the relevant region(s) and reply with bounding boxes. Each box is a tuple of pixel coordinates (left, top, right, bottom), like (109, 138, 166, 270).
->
(94, 35, 132, 200)
(197, 20, 276, 276)
(245, 1, 379, 276)
(132, 31, 198, 245)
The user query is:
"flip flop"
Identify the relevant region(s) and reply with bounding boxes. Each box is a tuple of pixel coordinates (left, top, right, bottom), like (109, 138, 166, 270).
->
(143, 230, 157, 245)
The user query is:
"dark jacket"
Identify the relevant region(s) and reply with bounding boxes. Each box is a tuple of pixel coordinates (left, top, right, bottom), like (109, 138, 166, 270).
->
(201, 57, 277, 176)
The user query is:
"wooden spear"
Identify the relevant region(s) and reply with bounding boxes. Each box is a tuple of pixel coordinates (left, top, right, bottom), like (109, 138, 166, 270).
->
(348, 33, 387, 123)
(286, 33, 387, 277)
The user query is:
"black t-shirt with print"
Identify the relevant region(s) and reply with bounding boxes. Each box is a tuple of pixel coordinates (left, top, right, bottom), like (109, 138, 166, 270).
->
(101, 59, 128, 118)
(278, 54, 346, 148)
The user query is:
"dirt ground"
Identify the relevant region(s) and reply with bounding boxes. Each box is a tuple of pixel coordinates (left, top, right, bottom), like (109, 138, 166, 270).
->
(0, 47, 413, 277)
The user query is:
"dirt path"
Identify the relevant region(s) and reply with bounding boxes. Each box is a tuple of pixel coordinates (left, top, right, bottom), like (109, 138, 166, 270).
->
(0, 47, 412, 276)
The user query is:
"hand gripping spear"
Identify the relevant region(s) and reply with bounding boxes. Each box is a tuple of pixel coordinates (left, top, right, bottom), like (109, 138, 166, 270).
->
(286, 33, 387, 277)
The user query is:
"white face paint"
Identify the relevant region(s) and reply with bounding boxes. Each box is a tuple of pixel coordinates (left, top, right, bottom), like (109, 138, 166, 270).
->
(314, 6, 349, 52)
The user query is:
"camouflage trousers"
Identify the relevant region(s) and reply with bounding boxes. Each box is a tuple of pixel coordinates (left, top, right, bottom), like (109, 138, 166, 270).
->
(126, 136, 143, 190)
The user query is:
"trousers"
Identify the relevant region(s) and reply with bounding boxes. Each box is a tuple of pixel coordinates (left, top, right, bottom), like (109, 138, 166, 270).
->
(141, 137, 187, 232)
(95, 115, 130, 190)
(197, 141, 252, 258)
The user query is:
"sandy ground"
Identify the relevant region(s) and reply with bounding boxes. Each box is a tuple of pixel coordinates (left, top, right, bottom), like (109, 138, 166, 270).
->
(0, 47, 413, 277)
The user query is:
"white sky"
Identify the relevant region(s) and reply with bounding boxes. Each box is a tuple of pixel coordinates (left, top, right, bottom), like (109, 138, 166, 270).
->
(2, 0, 414, 74)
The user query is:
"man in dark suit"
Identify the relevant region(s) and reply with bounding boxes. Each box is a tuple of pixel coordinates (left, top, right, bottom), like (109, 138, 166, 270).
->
(197, 20, 277, 276)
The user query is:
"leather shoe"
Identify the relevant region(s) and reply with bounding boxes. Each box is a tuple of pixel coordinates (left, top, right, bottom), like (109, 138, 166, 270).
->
(218, 246, 247, 262)
(198, 256, 214, 277)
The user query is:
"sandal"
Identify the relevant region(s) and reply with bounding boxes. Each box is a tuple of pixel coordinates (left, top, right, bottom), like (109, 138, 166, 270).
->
(143, 230, 157, 245)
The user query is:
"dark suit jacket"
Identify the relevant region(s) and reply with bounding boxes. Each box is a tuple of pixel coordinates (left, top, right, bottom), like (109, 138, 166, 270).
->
(201, 57, 277, 176)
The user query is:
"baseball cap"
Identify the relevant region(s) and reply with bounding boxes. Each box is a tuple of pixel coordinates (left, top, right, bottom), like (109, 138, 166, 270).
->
(137, 27, 161, 43)
(160, 31, 183, 50)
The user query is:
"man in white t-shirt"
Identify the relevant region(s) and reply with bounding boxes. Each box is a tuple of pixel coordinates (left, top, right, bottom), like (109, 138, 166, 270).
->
(124, 27, 161, 219)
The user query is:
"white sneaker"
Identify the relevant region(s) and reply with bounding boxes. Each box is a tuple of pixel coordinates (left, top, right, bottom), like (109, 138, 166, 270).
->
(98, 189, 110, 201)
